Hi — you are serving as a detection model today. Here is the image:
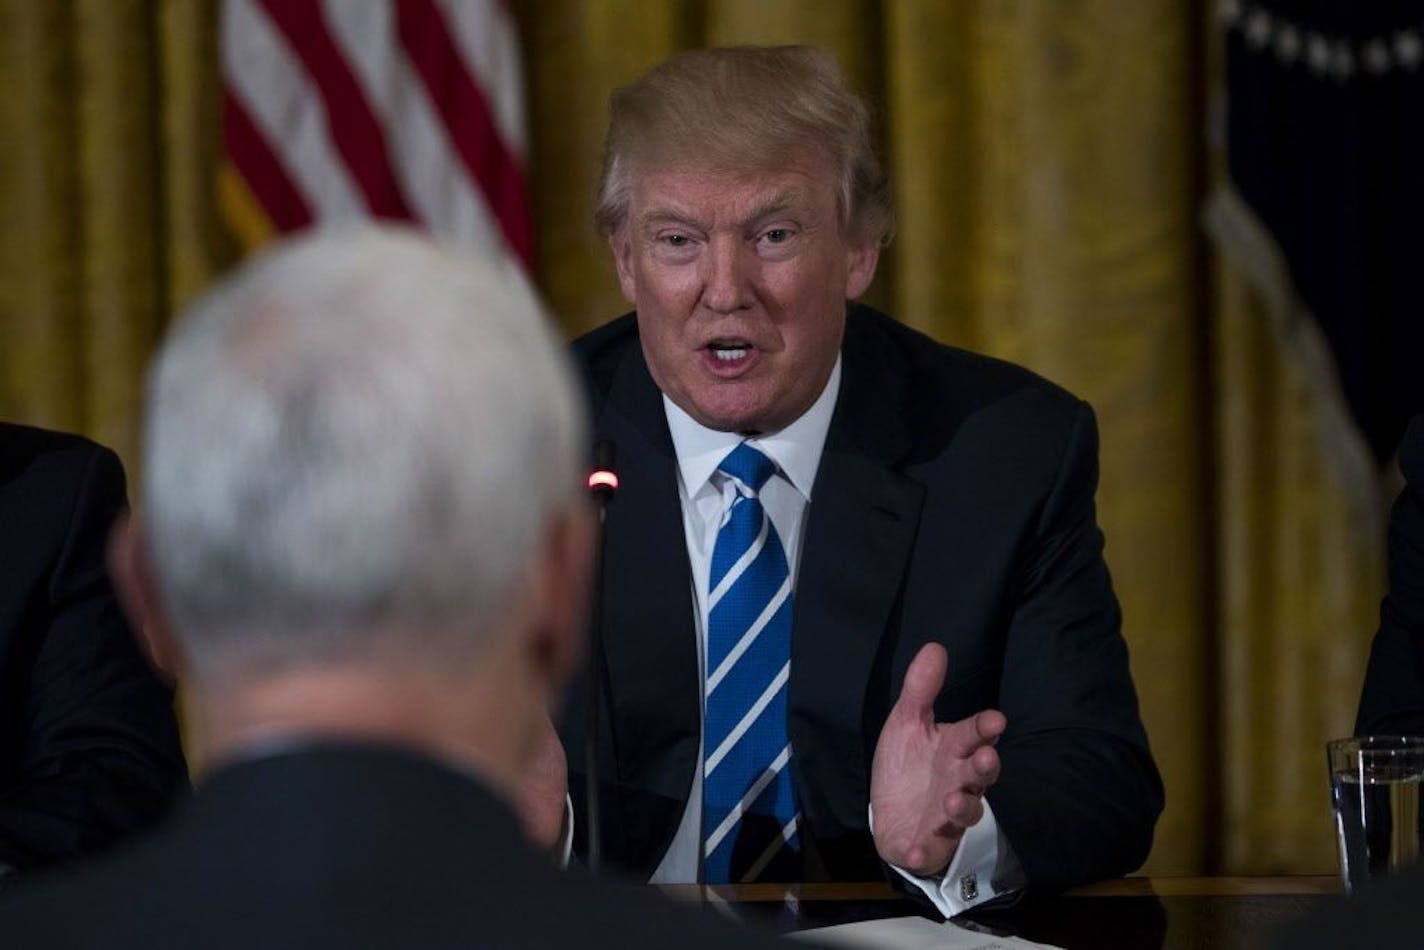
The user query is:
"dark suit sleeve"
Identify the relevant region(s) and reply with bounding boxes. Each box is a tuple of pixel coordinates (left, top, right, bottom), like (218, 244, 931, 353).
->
(1356, 416, 1424, 735)
(0, 444, 187, 870)
(986, 402, 1163, 894)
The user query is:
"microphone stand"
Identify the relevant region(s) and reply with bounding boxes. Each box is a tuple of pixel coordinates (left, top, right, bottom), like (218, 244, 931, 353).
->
(584, 441, 618, 874)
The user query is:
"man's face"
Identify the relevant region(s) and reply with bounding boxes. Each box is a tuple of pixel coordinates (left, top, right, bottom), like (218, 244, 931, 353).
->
(610, 158, 879, 434)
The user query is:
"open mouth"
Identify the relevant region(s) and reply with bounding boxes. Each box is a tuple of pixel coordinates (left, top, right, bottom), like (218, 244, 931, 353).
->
(706, 339, 753, 363)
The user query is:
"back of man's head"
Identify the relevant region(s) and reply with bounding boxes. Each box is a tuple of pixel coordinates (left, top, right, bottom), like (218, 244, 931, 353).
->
(140, 228, 585, 684)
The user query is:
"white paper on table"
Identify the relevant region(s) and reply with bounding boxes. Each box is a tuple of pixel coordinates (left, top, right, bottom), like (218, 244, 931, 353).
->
(790, 915, 1063, 950)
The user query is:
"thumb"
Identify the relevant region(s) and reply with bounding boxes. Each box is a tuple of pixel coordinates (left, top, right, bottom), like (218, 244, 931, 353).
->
(892, 642, 949, 721)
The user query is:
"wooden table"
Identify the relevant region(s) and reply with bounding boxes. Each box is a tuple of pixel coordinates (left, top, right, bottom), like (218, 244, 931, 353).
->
(658, 877, 1343, 948)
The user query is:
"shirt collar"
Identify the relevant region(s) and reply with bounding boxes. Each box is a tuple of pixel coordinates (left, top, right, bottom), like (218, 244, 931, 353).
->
(663, 356, 841, 501)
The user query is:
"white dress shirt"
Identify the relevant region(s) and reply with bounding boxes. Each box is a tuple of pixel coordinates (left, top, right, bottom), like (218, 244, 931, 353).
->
(645, 357, 1022, 916)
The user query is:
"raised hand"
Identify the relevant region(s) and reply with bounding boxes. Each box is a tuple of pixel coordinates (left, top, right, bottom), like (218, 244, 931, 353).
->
(870, 642, 1006, 876)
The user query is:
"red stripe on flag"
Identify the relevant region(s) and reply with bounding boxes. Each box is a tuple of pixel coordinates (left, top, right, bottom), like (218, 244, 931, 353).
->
(396, 0, 533, 267)
(257, 0, 415, 222)
(224, 87, 314, 232)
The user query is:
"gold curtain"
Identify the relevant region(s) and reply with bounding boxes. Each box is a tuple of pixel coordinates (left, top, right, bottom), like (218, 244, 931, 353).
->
(0, 0, 232, 476)
(0, 0, 1385, 876)
(1212, 262, 1384, 873)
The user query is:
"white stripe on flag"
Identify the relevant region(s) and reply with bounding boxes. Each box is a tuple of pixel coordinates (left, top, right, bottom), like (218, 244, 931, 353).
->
(222, 0, 366, 220)
(436, 0, 527, 158)
(705, 661, 791, 776)
(320, 0, 506, 251)
(705, 744, 793, 856)
(706, 575, 792, 696)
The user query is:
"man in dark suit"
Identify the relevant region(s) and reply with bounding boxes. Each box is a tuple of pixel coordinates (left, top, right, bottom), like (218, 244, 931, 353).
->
(1356, 414, 1424, 735)
(553, 46, 1162, 913)
(0, 423, 186, 882)
(0, 229, 798, 949)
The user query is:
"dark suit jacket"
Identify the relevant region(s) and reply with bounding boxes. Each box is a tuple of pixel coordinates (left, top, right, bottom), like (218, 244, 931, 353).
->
(1356, 415, 1424, 735)
(0, 424, 186, 872)
(563, 305, 1163, 894)
(0, 744, 801, 949)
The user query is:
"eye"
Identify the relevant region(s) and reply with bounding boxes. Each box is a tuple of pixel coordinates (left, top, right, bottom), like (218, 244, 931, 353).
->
(654, 232, 698, 253)
(762, 228, 792, 244)
(649, 230, 699, 260)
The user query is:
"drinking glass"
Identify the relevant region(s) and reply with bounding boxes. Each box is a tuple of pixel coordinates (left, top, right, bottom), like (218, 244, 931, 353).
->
(1327, 735, 1424, 894)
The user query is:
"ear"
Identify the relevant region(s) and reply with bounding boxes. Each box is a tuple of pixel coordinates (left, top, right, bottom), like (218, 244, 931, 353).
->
(526, 501, 597, 694)
(108, 514, 186, 680)
(844, 242, 881, 300)
(608, 230, 638, 305)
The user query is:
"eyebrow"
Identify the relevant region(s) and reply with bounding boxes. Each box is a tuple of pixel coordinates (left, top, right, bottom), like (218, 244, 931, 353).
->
(636, 189, 813, 233)
(741, 191, 802, 226)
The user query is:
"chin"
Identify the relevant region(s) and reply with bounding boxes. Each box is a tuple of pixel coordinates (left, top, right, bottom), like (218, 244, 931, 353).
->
(682, 382, 784, 434)
(689, 403, 766, 434)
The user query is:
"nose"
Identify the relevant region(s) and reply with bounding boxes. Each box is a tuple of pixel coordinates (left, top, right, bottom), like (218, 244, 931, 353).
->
(700, 236, 753, 314)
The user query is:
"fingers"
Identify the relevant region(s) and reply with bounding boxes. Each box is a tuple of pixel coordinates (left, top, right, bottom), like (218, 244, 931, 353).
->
(969, 742, 1000, 788)
(939, 746, 1000, 830)
(942, 788, 986, 829)
(974, 709, 1007, 744)
(947, 744, 1001, 796)
(945, 709, 1007, 759)
(892, 642, 948, 720)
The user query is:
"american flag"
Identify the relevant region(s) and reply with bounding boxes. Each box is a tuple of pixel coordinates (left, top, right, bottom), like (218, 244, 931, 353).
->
(219, 0, 531, 269)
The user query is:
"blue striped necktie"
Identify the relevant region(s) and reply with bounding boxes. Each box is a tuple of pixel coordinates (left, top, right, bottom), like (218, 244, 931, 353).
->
(702, 442, 800, 883)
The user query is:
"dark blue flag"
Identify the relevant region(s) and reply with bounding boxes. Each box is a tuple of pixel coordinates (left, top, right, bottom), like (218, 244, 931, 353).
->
(1217, 0, 1424, 465)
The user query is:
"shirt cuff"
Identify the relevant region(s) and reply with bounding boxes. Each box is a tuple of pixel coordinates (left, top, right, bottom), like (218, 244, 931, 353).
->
(869, 799, 1024, 918)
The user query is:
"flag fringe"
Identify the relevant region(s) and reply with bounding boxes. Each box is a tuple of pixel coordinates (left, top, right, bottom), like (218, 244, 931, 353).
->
(1204, 182, 1388, 544)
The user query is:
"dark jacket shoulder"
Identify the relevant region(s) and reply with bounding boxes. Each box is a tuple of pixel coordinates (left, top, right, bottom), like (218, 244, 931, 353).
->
(841, 305, 1081, 409)
(0, 422, 118, 487)
(0, 423, 127, 574)
(835, 306, 1093, 478)
(571, 312, 641, 408)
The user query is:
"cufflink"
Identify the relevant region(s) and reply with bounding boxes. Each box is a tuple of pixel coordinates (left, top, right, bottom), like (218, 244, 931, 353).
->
(959, 872, 979, 903)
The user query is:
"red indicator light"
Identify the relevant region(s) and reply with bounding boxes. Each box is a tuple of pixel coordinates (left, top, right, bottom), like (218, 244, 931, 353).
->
(588, 471, 619, 491)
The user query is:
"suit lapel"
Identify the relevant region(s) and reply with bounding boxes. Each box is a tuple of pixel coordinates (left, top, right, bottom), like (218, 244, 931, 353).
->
(789, 309, 926, 834)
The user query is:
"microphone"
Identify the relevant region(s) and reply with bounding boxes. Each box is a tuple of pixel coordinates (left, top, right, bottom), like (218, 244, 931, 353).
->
(587, 440, 619, 505)
(584, 439, 617, 873)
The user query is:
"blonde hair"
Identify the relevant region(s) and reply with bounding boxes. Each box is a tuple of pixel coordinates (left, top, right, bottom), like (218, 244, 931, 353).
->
(595, 45, 893, 247)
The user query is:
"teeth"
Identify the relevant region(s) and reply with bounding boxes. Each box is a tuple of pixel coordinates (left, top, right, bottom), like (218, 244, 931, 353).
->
(712, 348, 748, 361)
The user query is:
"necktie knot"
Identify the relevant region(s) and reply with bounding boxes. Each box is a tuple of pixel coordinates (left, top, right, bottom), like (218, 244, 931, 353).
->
(717, 443, 776, 494)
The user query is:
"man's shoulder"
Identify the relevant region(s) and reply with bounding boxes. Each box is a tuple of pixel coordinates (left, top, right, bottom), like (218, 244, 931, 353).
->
(0, 424, 125, 548)
(571, 311, 639, 359)
(0, 423, 114, 480)
(843, 305, 1091, 456)
(0, 823, 798, 950)
(847, 306, 1076, 402)
(570, 312, 640, 399)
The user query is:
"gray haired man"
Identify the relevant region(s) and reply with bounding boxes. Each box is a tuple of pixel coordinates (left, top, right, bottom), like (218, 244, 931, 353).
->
(0, 229, 799, 949)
